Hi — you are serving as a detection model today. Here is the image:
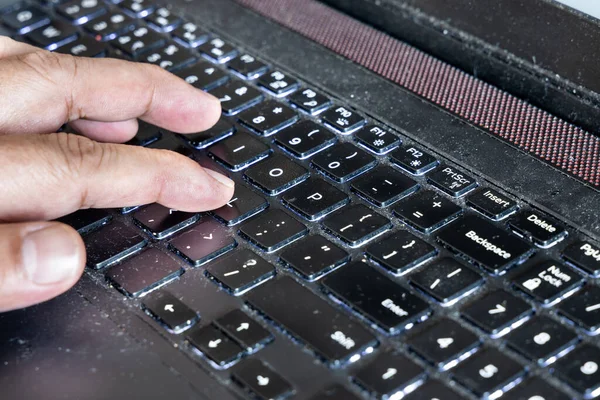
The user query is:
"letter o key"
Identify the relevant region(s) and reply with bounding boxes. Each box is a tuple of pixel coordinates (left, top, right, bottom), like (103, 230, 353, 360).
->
(328, 161, 341, 169)
(269, 168, 284, 177)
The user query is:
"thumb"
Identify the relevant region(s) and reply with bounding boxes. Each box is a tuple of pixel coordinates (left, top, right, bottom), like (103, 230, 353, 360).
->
(0, 221, 85, 312)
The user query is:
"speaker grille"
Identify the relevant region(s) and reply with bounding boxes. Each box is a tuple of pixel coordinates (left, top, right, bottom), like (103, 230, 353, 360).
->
(235, 0, 599, 188)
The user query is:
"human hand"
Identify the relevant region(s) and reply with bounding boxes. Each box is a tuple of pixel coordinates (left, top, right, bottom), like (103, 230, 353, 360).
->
(0, 37, 234, 312)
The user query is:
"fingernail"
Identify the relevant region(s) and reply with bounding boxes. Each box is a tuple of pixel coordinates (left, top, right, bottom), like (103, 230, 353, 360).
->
(21, 224, 82, 285)
(205, 168, 235, 188)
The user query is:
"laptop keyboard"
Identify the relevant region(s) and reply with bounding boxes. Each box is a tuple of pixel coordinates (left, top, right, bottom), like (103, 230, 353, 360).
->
(3, 1, 600, 399)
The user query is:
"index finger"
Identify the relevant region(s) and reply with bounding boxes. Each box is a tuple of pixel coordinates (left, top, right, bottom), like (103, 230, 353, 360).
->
(0, 49, 221, 136)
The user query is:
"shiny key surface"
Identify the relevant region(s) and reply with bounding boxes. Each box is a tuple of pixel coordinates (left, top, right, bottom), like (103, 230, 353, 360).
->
(245, 276, 378, 366)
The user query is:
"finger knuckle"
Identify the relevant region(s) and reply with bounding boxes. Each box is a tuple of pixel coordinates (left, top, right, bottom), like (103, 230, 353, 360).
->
(16, 51, 82, 120)
(48, 133, 112, 178)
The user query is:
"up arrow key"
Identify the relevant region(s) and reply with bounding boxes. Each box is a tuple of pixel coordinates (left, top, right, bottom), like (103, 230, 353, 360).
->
(489, 304, 506, 315)
(237, 322, 250, 332)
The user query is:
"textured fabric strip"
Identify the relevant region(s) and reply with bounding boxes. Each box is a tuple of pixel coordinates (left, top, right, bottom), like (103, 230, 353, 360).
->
(235, 0, 600, 188)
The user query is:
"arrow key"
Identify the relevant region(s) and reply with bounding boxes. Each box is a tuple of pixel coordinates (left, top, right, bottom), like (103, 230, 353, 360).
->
(215, 310, 273, 352)
(142, 290, 199, 333)
(187, 324, 244, 368)
(353, 351, 425, 398)
(232, 359, 294, 400)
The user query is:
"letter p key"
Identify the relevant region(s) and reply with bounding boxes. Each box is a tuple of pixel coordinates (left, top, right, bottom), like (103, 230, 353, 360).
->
(307, 192, 322, 201)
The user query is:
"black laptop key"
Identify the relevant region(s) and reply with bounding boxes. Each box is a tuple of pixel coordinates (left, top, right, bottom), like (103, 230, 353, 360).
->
(452, 348, 525, 398)
(309, 385, 361, 400)
(208, 130, 271, 171)
(120, 0, 155, 18)
(289, 87, 332, 115)
(355, 125, 400, 154)
(281, 178, 349, 221)
(403, 380, 467, 400)
(558, 285, 600, 333)
(563, 241, 600, 276)
(112, 25, 164, 57)
(322, 204, 391, 247)
(171, 21, 208, 48)
(410, 258, 484, 305)
(56, 0, 106, 24)
(507, 377, 570, 400)
(428, 165, 478, 197)
(257, 70, 299, 96)
(57, 208, 111, 234)
(215, 310, 273, 352)
(105, 248, 184, 298)
(147, 134, 193, 156)
(509, 211, 568, 248)
(142, 290, 199, 333)
(407, 319, 480, 369)
(466, 188, 518, 221)
(239, 209, 308, 252)
(26, 20, 78, 50)
(323, 261, 430, 333)
(206, 249, 274, 295)
(84, 221, 147, 270)
(505, 316, 579, 366)
(198, 37, 238, 63)
(210, 80, 264, 115)
(279, 235, 349, 281)
(238, 100, 298, 136)
(84, 12, 135, 41)
(181, 118, 234, 149)
(320, 105, 366, 134)
(187, 324, 244, 367)
(554, 345, 600, 397)
(244, 154, 309, 195)
(312, 142, 376, 183)
(275, 120, 336, 159)
(2, 6, 49, 34)
(393, 190, 462, 233)
(228, 53, 268, 79)
(232, 359, 294, 400)
(513, 260, 584, 305)
(55, 35, 108, 57)
(246, 276, 378, 366)
(177, 61, 228, 91)
(564, 349, 600, 398)
(126, 121, 162, 146)
(168, 218, 236, 266)
(390, 145, 439, 175)
(350, 166, 418, 207)
(366, 230, 437, 274)
(145, 6, 181, 32)
(462, 290, 533, 336)
(212, 184, 268, 226)
(141, 42, 196, 71)
(353, 351, 425, 398)
(437, 215, 533, 273)
(133, 203, 199, 239)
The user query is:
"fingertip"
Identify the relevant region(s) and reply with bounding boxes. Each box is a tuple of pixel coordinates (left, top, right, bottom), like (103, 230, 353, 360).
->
(22, 222, 85, 287)
(0, 221, 85, 312)
(169, 89, 222, 134)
